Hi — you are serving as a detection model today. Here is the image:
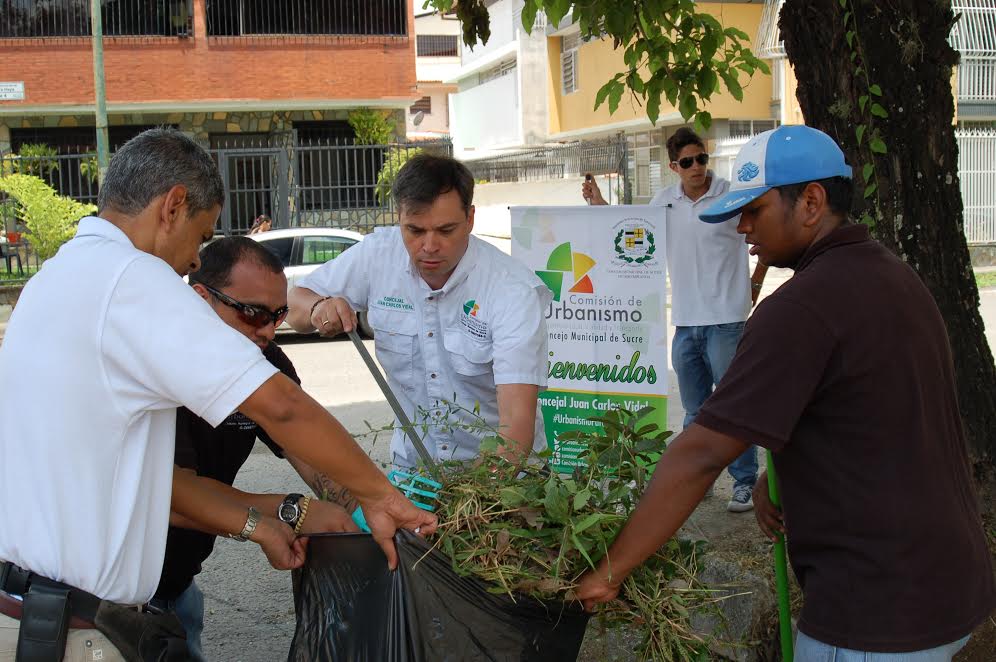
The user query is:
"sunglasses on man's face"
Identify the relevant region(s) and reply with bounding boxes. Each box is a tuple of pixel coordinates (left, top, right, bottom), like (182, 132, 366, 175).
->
(198, 283, 289, 329)
(673, 153, 710, 169)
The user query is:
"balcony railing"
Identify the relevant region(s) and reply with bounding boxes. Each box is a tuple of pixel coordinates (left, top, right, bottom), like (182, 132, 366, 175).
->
(205, 0, 407, 37)
(0, 0, 192, 39)
(959, 59, 996, 102)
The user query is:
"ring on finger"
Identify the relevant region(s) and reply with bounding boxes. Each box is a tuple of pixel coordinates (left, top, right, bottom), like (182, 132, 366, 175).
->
(322, 318, 330, 326)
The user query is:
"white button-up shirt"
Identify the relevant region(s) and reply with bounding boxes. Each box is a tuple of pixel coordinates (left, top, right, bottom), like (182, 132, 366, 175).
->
(651, 172, 751, 326)
(0, 217, 277, 604)
(299, 229, 551, 468)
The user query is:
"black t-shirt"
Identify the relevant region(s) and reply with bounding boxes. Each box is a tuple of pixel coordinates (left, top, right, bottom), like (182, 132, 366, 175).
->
(154, 342, 300, 602)
(696, 224, 995, 652)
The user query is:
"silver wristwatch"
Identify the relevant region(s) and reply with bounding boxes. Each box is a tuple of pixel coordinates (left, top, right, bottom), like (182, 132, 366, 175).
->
(229, 506, 262, 542)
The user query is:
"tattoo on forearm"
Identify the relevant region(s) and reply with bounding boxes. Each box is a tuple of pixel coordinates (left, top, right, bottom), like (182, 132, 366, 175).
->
(310, 472, 358, 512)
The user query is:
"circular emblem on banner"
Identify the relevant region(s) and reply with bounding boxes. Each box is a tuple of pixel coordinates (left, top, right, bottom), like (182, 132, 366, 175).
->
(614, 224, 656, 264)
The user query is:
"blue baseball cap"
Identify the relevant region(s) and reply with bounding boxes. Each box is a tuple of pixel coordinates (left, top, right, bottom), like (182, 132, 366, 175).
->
(699, 125, 853, 223)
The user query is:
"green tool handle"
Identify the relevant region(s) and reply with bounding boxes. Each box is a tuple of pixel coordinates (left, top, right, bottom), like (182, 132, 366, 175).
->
(347, 329, 440, 480)
(767, 450, 794, 662)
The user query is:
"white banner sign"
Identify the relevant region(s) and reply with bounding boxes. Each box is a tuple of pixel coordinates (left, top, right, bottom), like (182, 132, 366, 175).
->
(511, 205, 668, 471)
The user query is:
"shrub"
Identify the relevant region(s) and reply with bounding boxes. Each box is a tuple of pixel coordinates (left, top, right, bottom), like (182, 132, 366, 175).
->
(0, 174, 96, 260)
(348, 108, 396, 145)
(375, 147, 422, 205)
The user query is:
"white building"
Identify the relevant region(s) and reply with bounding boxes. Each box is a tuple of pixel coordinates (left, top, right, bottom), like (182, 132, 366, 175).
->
(446, 0, 549, 159)
(407, 8, 462, 139)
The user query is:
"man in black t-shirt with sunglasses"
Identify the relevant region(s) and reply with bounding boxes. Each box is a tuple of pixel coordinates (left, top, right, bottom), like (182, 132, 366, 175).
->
(153, 237, 359, 659)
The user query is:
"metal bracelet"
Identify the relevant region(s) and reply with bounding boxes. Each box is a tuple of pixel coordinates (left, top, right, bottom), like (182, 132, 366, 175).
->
(229, 506, 261, 542)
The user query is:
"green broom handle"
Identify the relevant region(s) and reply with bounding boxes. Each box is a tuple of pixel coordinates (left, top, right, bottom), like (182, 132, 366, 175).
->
(766, 450, 794, 661)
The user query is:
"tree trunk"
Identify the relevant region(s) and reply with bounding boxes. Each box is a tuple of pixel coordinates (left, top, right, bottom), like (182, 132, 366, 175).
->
(780, 0, 996, 464)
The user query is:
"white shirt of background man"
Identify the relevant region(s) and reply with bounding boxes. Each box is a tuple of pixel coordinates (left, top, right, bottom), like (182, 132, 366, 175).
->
(651, 172, 751, 327)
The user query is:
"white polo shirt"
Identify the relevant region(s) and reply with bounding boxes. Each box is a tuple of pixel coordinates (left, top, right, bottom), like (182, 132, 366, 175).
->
(299, 229, 551, 468)
(651, 173, 751, 326)
(0, 217, 278, 604)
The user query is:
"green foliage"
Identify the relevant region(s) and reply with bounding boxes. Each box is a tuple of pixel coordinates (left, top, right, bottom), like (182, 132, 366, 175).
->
(0, 174, 95, 260)
(347, 108, 396, 145)
(840, 0, 888, 228)
(9, 143, 59, 178)
(425, 407, 720, 660)
(79, 152, 99, 183)
(426, 0, 769, 129)
(375, 147, 423, 205)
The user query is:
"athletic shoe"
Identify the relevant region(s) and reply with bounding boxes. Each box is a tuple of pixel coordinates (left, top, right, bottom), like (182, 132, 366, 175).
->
(727, 484, 754, 512)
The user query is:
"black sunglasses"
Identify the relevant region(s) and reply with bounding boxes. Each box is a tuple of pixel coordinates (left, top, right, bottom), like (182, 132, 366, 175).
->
(673, 153, 710, 169)
(197, 282, 289, 329)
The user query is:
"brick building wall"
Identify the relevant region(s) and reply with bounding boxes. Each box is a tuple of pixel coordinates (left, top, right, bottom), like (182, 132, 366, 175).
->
(0, 0, 417, 109)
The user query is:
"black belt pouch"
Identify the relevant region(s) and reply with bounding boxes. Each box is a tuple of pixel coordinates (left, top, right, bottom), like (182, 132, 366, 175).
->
(15, 583, 71, 662)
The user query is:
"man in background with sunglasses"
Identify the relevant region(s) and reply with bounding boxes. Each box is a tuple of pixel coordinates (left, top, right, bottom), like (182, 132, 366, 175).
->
(152, 236, 360, 660)
(583, 127, 766, 512)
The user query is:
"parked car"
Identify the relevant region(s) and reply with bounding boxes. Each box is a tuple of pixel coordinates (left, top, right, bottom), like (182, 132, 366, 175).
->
(249, 227, 374, 337)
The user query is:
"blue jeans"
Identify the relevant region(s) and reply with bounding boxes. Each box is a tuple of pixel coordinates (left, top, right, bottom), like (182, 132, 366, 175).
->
(672, 323, 757, 488)
(795, 630, 970, 661)
(150, 580, 207, 662)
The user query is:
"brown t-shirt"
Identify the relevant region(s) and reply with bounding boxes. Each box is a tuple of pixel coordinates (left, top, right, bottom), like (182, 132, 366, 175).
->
(696, 224, 995, 652)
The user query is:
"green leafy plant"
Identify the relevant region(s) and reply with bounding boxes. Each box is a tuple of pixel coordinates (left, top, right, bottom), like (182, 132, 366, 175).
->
(79, 152, 99, 183)
(375, 147, 423, 205)
(348, 108, 396, 145)
(426, 0, 768, 131)
(839, 0, 888, 228)
(12, 143, 60, 178)
(418, 406, 721, 660)
(0, 174, 96, 260)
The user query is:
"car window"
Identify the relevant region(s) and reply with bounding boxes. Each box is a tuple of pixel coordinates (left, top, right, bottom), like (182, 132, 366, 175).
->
(301, 237, 357, 266)
(257, 237, 294, 267)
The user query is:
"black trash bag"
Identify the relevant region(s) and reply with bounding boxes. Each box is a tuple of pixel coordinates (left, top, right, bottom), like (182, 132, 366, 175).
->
(288, 530, 590, 662)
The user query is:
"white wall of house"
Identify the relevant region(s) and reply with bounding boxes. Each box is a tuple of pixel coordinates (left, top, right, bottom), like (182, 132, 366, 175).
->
(448, 0, 549, 158)
(471, 174, 619, 241)
(451, 71, 520, 153)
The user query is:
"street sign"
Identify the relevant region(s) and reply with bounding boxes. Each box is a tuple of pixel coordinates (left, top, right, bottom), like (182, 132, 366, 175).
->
(0, 82, 25, 100)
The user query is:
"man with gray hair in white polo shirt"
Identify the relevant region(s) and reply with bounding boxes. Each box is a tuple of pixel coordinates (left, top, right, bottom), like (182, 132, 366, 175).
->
(0, 128, 436, 662)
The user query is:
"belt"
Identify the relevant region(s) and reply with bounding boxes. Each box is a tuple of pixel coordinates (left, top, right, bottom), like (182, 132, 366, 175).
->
(0, 561, 102, 626)
(0, 591, 95, 630)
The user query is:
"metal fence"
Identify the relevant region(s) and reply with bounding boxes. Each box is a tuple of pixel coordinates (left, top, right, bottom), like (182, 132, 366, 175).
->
(958, 126, 996, 243)
(205, 0, 407, 37)
(463, 136, 628, 185)
(0, 139, 453, 281)
(0, 0, 193, 39)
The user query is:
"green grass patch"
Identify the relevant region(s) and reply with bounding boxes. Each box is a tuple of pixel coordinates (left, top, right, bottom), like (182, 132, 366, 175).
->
(0, 264, 38, 282)
(977, 271, 996, 290)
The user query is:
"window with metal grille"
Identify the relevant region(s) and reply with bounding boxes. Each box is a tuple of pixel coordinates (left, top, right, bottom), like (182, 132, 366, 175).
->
(410, 97, 432, 115)
(729, 119, 780, 138)
(479, 60, 516, 84)
(626, 130, 664, 202)
(417, 34, 458, 57)
(0, 1, 193, 38)
(205, 0, 407, 37)
(561, 34, 580, 95)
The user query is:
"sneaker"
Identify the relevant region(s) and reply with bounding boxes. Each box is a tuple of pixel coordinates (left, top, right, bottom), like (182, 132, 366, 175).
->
(727, 484, 754, 512)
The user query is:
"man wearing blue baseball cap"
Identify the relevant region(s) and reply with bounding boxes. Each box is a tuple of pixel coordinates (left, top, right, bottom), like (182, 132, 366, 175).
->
(577, 125, 994, 659)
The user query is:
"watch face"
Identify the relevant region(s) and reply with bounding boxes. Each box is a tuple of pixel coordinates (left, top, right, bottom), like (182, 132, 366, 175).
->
(279, 502, 299, 523)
